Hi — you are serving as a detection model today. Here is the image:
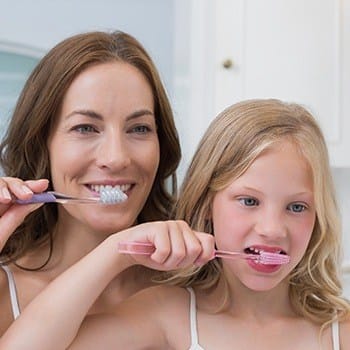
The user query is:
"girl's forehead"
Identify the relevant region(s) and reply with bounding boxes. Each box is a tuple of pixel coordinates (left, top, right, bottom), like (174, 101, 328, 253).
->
(223, 141, 313, 192)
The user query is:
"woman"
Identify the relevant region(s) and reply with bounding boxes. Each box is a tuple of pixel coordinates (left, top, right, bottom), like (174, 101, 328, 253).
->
(0, 30, 181, 334)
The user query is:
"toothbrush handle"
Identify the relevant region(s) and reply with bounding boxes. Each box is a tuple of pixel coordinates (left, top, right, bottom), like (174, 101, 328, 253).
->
(15, 192, 57, 204)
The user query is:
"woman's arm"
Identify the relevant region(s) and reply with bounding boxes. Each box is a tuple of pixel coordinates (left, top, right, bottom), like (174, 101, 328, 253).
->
(0, 220, 214, 349)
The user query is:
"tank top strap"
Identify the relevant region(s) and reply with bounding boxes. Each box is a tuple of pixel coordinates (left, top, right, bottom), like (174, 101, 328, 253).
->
(1, 264, 20, 319)
(331, 319, 339, 350)
(186, 287, 205, 350)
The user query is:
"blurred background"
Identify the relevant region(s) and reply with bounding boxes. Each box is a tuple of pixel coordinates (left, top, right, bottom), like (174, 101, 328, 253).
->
(1, 0, 350, 295)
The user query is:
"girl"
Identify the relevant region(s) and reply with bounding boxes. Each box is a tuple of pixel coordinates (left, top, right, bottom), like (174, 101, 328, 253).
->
(2, 99, 350, 349)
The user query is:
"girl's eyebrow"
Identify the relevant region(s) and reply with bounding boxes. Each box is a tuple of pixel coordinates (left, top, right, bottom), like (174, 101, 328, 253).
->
(65, 108, 154, 121)
(241, 186, 313, 197)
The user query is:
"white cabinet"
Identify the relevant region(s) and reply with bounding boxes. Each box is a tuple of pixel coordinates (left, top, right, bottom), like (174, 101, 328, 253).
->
(186, 0, 350, 167)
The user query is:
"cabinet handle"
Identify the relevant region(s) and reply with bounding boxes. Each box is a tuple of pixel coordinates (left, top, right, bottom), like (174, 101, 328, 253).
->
(222, 58, 234, 69)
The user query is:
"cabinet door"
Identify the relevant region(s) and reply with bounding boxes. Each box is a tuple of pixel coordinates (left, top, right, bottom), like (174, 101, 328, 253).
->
(213, 0, 350, 167)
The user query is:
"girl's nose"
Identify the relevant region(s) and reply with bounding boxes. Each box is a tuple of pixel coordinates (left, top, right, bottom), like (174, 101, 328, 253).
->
(255, 208, 287, 240)
(95, 132, 131, 170)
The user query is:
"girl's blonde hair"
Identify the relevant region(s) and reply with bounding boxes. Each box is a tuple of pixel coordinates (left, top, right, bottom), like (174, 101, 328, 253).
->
(168, 99, 349, 326)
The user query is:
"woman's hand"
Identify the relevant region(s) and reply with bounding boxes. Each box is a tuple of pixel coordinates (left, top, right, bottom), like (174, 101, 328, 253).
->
(115, 220, 215, 271)
(0, 177, 49, 251)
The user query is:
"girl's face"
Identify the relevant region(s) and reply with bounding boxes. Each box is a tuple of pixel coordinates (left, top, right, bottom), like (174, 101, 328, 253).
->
(212, 141, 316, 291)
(48, 61, 159, 235)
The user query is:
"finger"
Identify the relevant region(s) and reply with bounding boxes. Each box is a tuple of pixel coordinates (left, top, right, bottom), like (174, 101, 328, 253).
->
(25, 179, 49, 193)
(0, 203, 43, 251)
(0, 177, 33, 203)
(0, 177, 20, 204)
(159, 221, 188, 268)
(148, 222, 172, 265)
(194, 232, 216, 266)
(0, 178, 49, 210)
(174, 222, 203, 267)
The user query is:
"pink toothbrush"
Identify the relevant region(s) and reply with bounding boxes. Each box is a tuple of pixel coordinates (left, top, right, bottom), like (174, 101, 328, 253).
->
(117, 242, 290, 265)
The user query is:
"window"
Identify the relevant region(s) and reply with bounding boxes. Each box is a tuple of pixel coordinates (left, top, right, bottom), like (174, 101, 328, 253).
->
(0, 41, 42, 138)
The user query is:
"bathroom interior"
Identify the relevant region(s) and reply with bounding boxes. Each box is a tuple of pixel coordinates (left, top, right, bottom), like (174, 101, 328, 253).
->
(0, 0, 350, 297)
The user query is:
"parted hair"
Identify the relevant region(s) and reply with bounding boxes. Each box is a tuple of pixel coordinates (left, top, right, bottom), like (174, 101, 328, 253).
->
(0, 30, 181, 266)
(168, 99, 349, 327)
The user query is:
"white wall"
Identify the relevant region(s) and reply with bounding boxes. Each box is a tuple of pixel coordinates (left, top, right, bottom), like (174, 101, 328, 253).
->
(0, 0, 176, 100)
(333, 169, 350, 297)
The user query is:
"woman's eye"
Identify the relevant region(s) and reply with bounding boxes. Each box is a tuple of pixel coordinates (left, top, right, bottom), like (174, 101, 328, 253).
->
(72, 124, 97, 134)
(288, 203, 307, 213)
(238, 197, 259, 207)
(129, 125, 152, 134)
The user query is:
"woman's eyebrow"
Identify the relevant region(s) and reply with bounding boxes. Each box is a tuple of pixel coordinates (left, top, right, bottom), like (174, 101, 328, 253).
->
(65, 108, 154, 121)
(126, 109, 155, 121)
(65, 109, 103, 120)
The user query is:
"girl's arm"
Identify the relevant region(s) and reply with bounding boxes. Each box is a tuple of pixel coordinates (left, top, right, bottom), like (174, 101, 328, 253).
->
(0, 220, 214, 350)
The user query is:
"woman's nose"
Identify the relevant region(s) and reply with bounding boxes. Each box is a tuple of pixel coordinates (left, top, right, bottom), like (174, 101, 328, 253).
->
(95, 131, 131, 170)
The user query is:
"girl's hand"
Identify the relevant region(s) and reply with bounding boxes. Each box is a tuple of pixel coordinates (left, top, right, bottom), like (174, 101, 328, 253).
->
(0, 177, 49, 251)
(116, 220, 215, 271)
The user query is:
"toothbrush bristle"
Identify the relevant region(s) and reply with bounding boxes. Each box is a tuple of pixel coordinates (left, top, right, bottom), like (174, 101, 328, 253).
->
(259, 251, 290, 265)
(99, 188, 128, 204)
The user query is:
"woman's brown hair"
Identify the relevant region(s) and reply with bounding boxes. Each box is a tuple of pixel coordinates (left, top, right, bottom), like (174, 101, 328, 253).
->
(0, 31, 181, 267)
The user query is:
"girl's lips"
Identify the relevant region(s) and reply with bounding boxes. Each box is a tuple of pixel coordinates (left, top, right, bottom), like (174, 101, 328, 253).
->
(247, 259, 282, 273)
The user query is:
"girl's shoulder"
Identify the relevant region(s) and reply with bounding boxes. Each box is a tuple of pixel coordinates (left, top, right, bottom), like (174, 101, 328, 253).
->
(339, 316, 350, 348)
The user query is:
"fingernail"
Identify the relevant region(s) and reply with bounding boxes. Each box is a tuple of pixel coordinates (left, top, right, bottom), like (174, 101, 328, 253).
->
(21, 186, 33, 195)
(2, 187, 12, 200)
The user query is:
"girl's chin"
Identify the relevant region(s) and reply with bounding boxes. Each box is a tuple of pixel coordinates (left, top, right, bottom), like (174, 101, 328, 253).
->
(240, 278, 287, 293)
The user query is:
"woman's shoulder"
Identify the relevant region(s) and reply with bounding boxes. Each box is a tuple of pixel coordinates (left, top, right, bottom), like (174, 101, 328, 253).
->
(114, 284, 192, 327)
(0, 266, 16, 335)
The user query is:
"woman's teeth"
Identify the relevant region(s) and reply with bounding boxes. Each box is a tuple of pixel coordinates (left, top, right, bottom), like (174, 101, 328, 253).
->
(90, 184, 130, 193)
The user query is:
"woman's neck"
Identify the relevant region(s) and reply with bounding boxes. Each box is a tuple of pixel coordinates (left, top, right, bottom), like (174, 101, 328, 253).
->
(15, 216, 115, 277)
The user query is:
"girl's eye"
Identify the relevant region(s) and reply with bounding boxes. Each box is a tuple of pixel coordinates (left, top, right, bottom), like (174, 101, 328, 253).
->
(72, 124, 97, 134)
(238, 197, 259, 207)
(129, 125, 152, 134)
(287, 203, 307, 213)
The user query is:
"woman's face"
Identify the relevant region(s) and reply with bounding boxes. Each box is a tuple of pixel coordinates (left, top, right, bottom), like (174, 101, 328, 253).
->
(211, 141, 316, 292)
(48, 61, 159, 235)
